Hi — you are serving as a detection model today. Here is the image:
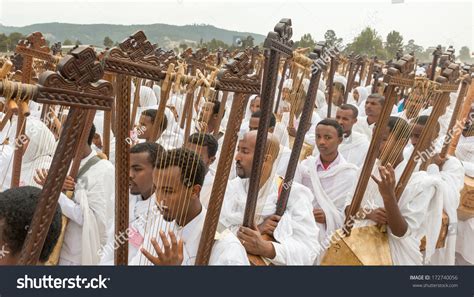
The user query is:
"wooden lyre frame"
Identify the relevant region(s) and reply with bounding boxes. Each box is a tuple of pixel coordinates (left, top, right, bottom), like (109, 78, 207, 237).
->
(325, 48, 340, 118)
(235, 19, 294, 265)
(3, 47, 114, 264)
(102, 30, 219, 264)
(343, 55, 364, 104)
(194, 46, 262, 266)
(276, 46, 333, 216)
(101, 31, 170, 265)
(320, 55, 416, 266)
(10, 32, 57, 189)
(344, 55, 416, 229)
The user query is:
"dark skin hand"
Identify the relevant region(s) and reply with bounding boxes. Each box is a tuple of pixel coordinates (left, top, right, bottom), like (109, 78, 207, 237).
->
(257, 215, 281, 237)
(365, 207, 388, 224)
(431, 153, 446, 170)
(287, 126, 297, 137)
(371, 164, 408, 237)
(313, 208, 326, 224)
(34, 168, 75, 192)
(238, 224, 276, 259)
(141, 230, 184, 266)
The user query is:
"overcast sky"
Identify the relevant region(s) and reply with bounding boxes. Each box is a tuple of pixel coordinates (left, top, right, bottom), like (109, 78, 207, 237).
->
(0, 0, 473, 51)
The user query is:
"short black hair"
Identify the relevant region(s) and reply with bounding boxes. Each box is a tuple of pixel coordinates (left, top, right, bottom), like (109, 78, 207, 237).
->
(411, 115, 440, 133)
(87, 124, 96, 146)
(188, 133, 218, 158)
(367, 93, 385, 106)
(0, 186, 62, 262)
(130, 142, 164, 165)
(142, 109, 168, 131)
(250, 111, 276, 128)
(339, 104, 359, 118)
(388, 116, 410, 140)
(155, 148, 206, 188)
(316, 118, 344, 138)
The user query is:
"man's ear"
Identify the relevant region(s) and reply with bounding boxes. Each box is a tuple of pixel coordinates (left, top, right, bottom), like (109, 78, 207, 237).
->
(264, 152, 273, 164)
(192, 184, 202, 198)
(209, 156, 216, 165)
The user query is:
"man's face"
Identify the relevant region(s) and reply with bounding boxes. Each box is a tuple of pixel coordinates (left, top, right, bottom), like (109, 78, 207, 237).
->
(130, 152, 155, 197)
(249, 116, 259, 131)
(315, 124, 341, 157)
(336, 109, 357, 135)
(138, 115, 153, 140)
(153, 166, 196, 222)
(333, 84, 344, 106)
(365, 97, 383, 121)
(378, 126, 391, 158)
(410, 123, 424, 147)
(250, 97, 261, 114)
(92, 133, 103, 149)
(185, 142, 214, 169)
(200, 102, 214, 124)
(235, 134, 256, 178)
(353, 89, 360, 102)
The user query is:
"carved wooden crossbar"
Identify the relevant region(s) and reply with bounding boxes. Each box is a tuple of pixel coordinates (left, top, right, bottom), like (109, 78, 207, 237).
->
(11, 46, 114, 265)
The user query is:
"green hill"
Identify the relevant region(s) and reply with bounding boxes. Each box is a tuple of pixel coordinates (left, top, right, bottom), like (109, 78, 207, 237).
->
(0, 22, 266, 49)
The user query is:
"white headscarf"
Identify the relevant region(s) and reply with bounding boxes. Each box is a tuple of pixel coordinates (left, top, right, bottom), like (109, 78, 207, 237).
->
(133, 86, 157, 108)
(333, 74, 347, 89)
(315, 90, 326, 110)
(353, 86, 369, 106)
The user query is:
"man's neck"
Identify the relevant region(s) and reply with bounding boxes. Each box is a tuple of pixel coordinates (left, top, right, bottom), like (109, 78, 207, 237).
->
(345, 129, 352, 138)
(367, 117, 376, 125)
(82, 146, 93, 159)
(258, 169, 272, 190)
(392, 155, 404, 169)
(320, 152, 338, 167)
(177, 203, 202, 227)
(141, 189, 154, 200)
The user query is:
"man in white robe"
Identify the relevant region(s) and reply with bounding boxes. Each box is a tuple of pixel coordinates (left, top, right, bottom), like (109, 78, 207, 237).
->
(345, 116, 445, 265)
(454, 115, 474, 265)
(2, 117, 56, 190)
(100, 142, 163, 264)
(220, 131, 320, 265)
(131, 148, 249, 265)
(333, 104, 369, 167)
(353, 93, 385, 141)
(295, 119, 358, 263)
(36, 124, 115, 265)
(185, 133, 218, 209)
(406, 115, 464, 265)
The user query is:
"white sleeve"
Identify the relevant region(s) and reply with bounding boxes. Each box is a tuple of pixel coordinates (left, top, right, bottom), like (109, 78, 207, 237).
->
(58, 192, 84, 225)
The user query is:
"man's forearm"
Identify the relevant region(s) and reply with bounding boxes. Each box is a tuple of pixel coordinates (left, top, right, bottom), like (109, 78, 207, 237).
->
(383, 193, 407, 237)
